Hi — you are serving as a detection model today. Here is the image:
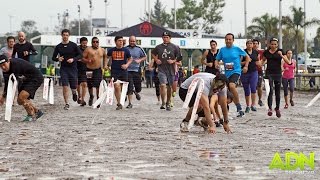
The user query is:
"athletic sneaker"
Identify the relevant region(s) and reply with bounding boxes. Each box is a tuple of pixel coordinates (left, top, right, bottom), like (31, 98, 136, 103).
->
(290, 100, 294, 106)
(80, 101, 87, 107)
(116, 104, 123, 110)
(267, 109, 273, 116)
(172, 92, 176, 97)
(89, 95, 94, 106)
(23, 115, 33, 122)
(126, 103, 133, 109)
(245, 107, 250, 113)
(134, 92, 141, 101)
(215, 121, 221, 127)
(251, 106, 257, 111)
(237, 110, 245, 117)
(219, 119, 224, 125)
(284, 104, 288, 109)
(160, 105, 165, 110)
(170, 101, 174, 107)
(77, 98, 81, 104)
(180, 119, 189, 132)
(258, 100, 264, 106)
(36, 110, 44, 119)
(72, 93, 78, 102)
(64, 104, 70, 110)
(166, 103, 171, 111)
(275, 109, 281, 118)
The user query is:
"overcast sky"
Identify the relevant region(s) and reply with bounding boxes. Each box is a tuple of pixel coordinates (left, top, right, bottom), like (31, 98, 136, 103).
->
(1, 0, 320, 39)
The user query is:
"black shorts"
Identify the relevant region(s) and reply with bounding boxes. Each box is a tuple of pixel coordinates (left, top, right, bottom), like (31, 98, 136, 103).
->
(60, 66, 78, 89)
(87, 68, 103, 88)
(179, 87, 197, 108)
(112, 71, 128, 82)
(19, 78, 43, 99)
(78, 70, 87, 85)
(228, 73, 240, 84)
(128, 71, 142, 95)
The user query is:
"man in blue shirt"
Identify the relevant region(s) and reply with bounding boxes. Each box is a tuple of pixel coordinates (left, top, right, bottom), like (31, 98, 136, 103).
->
(126, 36, 147, 108)
(215, 33, 250, 117)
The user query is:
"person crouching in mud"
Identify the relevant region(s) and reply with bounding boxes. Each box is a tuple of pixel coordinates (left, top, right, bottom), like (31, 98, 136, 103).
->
(0, 55, 44, 121)
(179, 72, 231, 134)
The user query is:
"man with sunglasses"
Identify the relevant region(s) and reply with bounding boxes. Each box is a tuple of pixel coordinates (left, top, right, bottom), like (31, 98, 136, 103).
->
(82, 37, 107, 107)
(179, 73, 231, 134)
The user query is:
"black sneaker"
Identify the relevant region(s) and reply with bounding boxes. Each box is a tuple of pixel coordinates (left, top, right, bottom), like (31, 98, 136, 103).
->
(72, 93, 78, 102)
(116, 104, 123, 110)
(80, 101, 87, 106)
(258, 100, 264, 107)
(219, 119, 224, 125)
(134, 92, 141, 101)
(160, 105, 165, 109)
(64, 104, 70, 110)
(237, 110, 245, 117)
(36, 110, 44, 119)
(77, 98, 81, 104)
(126, 103, 133, 109)
(89, 95, 94, 106)
(215, 121, 221, 127)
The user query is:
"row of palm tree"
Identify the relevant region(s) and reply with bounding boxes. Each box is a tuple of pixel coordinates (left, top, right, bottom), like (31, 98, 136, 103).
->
(246, 6, 320, 56)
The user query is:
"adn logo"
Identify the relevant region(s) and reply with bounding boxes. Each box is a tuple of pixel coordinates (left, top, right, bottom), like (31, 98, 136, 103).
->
(269, 152, 315, 171)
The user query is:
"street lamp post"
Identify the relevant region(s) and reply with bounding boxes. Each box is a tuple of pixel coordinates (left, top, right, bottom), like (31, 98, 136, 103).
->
(121, 0, 123, 28)
(304, 0, 307, 63)
(244, 0, 247, 38)
(279, 0, 283, 49)
(174, 0, 177, 29)
(78, 5, 81, 36)
(89, 0, 93, 36)
(104, 0, 109, 28)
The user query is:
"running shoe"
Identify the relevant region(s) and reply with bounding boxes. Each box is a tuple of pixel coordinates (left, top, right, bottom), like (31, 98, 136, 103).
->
(134, 91, 141, 101)
(72, 93, 78, 102)
(166, 103, 172, 111)
(237, 110, 245, 117)
(284, 104, 288, 109)
(126, 103, 133, 109)
(64, 104, 70, 110)
(89, 95, 94, 106)
(275, 109, 281, 118)
(116, 104, 123, 110)
(160, 105, 165, 109)
(77, 98, 81, 104)
(258, 100, 264, 107)
(80, 101, 87, 107)
(180, 119, 189, 132)
(219, 119, 224, 125)
(245, 107, 250, 113)
(215, 121, 221, 127)
(36, 110, 44, 119)
(23, 115, 33, 122)
(290, 100, 294, 106)
(172, 92, 176, 97)
(267, 109, 273, 116)
(251, 106, 257, 111)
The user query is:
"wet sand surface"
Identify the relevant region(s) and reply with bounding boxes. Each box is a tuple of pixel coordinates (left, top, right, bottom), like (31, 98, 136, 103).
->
(0, 86, 319, 179)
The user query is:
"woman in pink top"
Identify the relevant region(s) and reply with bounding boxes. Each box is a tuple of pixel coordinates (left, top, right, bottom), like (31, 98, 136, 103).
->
(282, 50, 296, 108)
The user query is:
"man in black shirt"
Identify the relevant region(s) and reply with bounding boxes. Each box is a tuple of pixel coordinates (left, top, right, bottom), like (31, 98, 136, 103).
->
(77, 37, 88, 106)
(0, 55, 44, 121)
(12, 31, 38, 62)
(200, 40, 220, 75)
(52, 29, 82, 110)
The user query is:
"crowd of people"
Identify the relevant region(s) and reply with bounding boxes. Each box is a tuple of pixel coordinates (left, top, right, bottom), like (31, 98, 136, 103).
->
(0, 30, 300, 134)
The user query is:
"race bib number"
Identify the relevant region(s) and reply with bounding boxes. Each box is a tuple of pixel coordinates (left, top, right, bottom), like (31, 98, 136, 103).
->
(86, 71, 93, 78)
(225, 63, 234, 71)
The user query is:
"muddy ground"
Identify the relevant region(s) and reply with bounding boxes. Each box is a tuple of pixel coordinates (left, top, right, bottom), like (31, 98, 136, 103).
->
(0, 85, 319, 179)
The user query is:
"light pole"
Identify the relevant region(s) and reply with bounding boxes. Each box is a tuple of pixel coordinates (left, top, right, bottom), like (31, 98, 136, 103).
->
(174, 0, 177, 29)
(279, 0, 283, 49)
(78, 5, 81, 36)
(89, 0, 93, 36)
(304, 0, 307, 62)
(244, 0, 247, 38)
(104, 0, 109, 28)
(148, 0, 151, 22)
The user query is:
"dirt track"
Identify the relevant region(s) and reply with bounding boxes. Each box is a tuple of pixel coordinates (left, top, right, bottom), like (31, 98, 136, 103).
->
(0, 86, 319, 179)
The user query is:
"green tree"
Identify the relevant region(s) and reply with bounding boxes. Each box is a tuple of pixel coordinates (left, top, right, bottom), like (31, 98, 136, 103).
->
(312, 27, 320, 58)
(141, 0, 170, 26)
(20, 20, 41, 39)
(247, 13, 279, 48)
(282, 6, 320, 55)
(69, 19, 91, 36)
(200, 0, 225, 34)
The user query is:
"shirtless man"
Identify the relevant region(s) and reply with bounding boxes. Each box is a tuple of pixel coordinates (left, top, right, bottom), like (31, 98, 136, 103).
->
(82, 37, 107, 107)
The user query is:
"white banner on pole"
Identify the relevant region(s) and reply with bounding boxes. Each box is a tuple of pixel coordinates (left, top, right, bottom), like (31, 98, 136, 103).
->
(305, 92, 320, 108)
(5, 74, 17, 122)
(93, 78, 114, 108)
(115, 80, 129, 106)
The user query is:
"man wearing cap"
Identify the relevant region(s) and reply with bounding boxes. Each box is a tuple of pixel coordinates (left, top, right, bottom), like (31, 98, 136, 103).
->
(151, 31, 181, 111)
(0, 55, 44, 121)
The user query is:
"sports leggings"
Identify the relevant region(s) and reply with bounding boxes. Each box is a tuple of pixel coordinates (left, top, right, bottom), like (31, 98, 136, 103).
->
(268, 74, 282, 110)
(282, 78, 294, 96)
(240, 71, 258, 96)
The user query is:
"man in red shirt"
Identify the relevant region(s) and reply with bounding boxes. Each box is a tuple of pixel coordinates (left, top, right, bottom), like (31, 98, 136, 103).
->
(253, 39, 264, 106)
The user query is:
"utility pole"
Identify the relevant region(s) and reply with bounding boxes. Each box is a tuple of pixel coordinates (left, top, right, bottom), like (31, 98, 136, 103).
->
(148, 0, 151, 22)
(89, 0, 93, 36)
(78, 5, 81, 36)
(244, 0, 247, 38)
(304, 0, 307, 63)
(279, 0, 283, 49)
(104, 0, 109, 28)
(174, 0, 177, 29)
(121, 0, 124, 28)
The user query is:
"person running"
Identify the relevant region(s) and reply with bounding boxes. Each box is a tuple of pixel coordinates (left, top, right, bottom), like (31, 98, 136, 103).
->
(0, 36, 15, 87)
(77, 37, 88, 106)
(106, 36, 132, 110)
(240, 39, 260, 113)
(179, 72, 231, 134)
(149, 59, 161, 105)
(172, 46, 183, 99)
(215, 33, 250, 117)
(151, 31, 180, 111)
(82, 37, 107, 107)
(12, 31, 38, 61)
(262, 38, 290, 118)
(126, 36, 147, 108)
(0, 55, 44, 121)
(253, 39, 265, 106)
(282, 50, 296, 109)
(200, 40, 220, 75)
(52, 29, 82, 110)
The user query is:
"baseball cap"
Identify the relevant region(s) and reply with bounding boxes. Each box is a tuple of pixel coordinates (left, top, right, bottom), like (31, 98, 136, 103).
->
(162, 31, 171, 37)
(0, 55, 8, 64)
